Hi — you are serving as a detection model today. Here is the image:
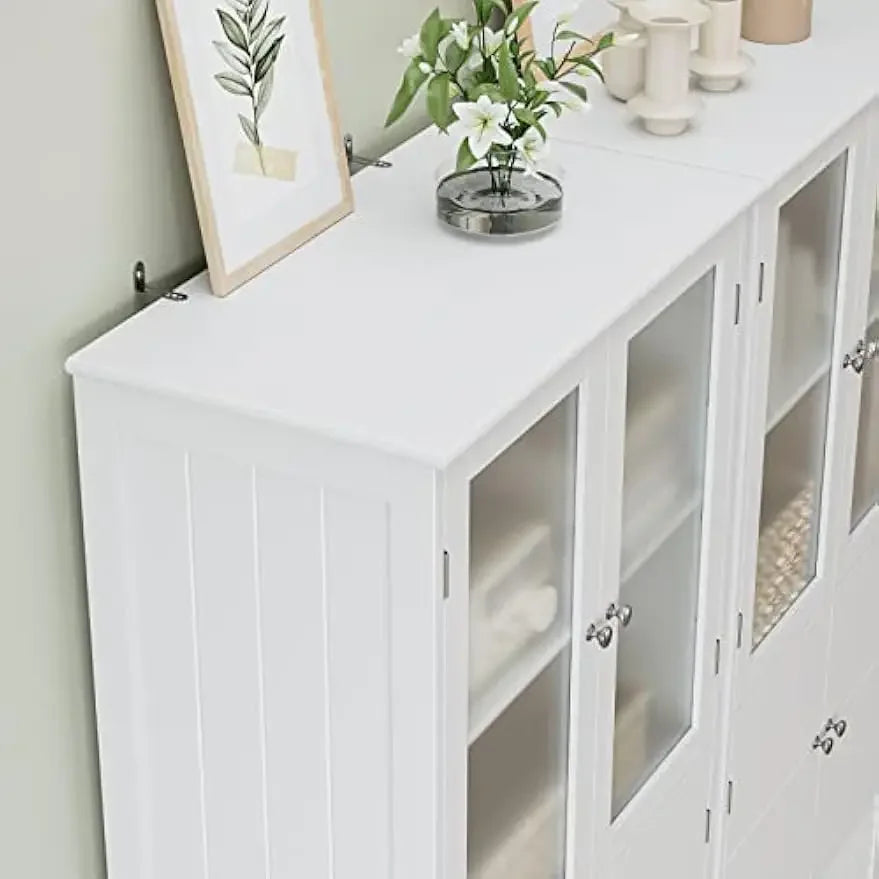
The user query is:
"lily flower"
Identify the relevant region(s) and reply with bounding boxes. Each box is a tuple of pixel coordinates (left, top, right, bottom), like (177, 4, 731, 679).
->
(513, 127, 548, 175)
(481, 26, 505, 55)
(451, 21, 470, 50)
(452, 95, 513, 159)
(398, 34, 421, 60)
(537, 79, 589, 112)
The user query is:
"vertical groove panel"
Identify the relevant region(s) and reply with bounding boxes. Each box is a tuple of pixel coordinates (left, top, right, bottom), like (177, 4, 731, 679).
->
(189, 453, 267, 879)
(255, 472, 333, 878)
(123, 437, 208, 879)
(324, 491, 392, 879)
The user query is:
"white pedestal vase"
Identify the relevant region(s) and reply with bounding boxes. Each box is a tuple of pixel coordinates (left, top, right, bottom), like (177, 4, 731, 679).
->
(627, 1, 709, 136)
(602, 1, 647, 103)
(691, 0, 754, 92)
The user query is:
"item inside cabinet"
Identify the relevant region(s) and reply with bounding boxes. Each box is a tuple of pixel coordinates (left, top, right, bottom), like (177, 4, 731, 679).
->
(470, 516, 558, 694)
(752, 480, 816, 648)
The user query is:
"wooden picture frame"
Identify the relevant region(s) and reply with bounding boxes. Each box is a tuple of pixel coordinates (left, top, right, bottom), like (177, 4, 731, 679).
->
(155, 0, 353, 297)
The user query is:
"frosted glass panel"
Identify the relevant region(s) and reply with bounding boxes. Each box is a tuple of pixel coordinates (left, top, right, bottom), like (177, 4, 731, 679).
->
(752, 154, 847, 650)
(612, 271, 715, 819)
(467, 394, 577, 879)
(850, 198, 879, 529)
(468, 655, 571, 879)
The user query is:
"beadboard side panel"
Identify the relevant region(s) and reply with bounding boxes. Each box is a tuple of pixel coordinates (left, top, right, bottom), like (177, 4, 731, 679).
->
(73, 378, 442, 879)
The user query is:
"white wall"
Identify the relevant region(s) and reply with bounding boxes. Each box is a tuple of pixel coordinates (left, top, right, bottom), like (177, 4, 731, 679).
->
(0, 0, 464, 875)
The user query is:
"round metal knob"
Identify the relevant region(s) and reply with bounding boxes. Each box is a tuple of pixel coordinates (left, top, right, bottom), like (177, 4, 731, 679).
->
(833, 719, 847, 738)
(813, 736, 834, 755)
(607, 602, 634, 628)
(586, 623, 614, 649)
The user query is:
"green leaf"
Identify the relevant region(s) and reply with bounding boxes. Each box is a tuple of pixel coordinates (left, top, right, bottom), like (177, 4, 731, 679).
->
(556, 29, 589, 41)
(385, 61, 430, 127)
(213, 40, 249, 75)
(514, 107, 546, 139)
(536, 58, 556, 79)
(504, 1, 539, 35)
(427, 72, 454, 131)
(596, 30, 615, 51)
(254, 16, 285, 59)
(217, 9, 248, 52)
(497, 42, 518, 101)
(256, 67, 274, 120)
(445, 41, 467, 72)
(561, 80, 590, 103)
(490, 0, 511, 13)
(468, 82, 504, 102)
(254, 35, 283, 83)
(456, 138, 478, 172)
(474, 0, 493, 23)
(573, 57, 604, 82)
(239, 113, 258, 144)
(215, 71, 251, 96)
(420, 8, 443, 65)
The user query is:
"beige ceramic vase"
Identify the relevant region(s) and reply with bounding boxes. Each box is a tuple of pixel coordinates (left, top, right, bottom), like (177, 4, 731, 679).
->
(742, 0, 813, 44)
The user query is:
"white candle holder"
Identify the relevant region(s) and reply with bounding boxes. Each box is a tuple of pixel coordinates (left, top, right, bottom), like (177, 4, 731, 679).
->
(627, 0, 709, 136)
(691, 0, 754, 92)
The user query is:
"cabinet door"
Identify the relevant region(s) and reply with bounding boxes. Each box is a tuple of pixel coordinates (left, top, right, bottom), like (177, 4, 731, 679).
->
(727, 125, 872, 858)
(845, 109, 879, 558)
(815, 661, 879, 871)
(591, 223, 744, 878)
(443, 383, 586, 879)
(816, 810, 876, 879)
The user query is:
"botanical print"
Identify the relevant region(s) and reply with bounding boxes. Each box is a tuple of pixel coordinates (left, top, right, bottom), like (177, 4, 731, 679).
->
(214, 0, 298, 181)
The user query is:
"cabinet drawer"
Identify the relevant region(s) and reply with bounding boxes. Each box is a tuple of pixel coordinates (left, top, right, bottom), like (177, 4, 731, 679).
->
(815, 662, 879, 869)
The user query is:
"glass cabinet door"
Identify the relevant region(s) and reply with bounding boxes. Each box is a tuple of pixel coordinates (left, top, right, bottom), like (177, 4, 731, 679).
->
(751, 155, 847, 650)
(611, 271, 715, 818)
(850, 194, 879, 530)
(466, 393, 578, 879)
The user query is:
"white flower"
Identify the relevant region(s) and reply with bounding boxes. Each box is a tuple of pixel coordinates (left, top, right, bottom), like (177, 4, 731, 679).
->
(452, 94, 513, 159)
(537, 79, 589, 112)
(398, 34, 421, 59)
(513, 127, 548, 175)
(451, 20, 470, 50)
(481, 26, 505, 55)
(557, 0, 582, 25)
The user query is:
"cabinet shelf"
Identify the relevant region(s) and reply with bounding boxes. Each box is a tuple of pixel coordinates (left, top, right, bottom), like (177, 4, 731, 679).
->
(469, 628, 571, 745)
(766, 359, 830, 433)
(622, 489, 701, 583)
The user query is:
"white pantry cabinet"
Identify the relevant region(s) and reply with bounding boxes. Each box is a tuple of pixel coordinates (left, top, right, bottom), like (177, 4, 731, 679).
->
(69, 7, 879, 878)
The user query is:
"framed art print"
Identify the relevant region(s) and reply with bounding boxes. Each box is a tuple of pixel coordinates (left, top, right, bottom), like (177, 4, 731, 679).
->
(156, 0, 354, 296)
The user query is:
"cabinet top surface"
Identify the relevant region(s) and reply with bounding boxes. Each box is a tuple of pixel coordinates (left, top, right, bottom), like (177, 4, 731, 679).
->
(68, 137, 757, 467)
(553, 0, 879, 181)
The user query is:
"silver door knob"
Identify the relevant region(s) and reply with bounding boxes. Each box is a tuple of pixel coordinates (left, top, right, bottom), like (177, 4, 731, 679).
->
(832, 719, 847, 738)
(586, 622, 614, 649)
(813, 735, 834, 755)
(607, 602, 634, 628)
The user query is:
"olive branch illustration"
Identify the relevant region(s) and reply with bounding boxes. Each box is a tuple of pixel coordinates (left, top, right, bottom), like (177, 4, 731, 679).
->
(214, 0, 286, 175)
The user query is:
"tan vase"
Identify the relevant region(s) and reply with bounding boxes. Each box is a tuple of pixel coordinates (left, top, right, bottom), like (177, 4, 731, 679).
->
(741, 0, 813, 44)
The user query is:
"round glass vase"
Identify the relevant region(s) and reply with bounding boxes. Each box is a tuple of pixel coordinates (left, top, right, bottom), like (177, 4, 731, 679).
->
(435, 148, 563, 238)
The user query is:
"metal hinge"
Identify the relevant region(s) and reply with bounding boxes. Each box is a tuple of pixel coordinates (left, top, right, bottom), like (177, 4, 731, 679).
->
(442, 550, 450, 600)
(714, 639, 721, 676)
(727, 780, 734, 815)
(705, 808, 712, 843)
(736, 612, 744, 649)
(734, 283, 742, 325)
(757, 262, 766, 303)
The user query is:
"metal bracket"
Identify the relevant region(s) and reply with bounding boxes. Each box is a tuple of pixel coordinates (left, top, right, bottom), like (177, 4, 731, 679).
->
(344, 134, 392, 173)
(133, 260, 204, 306)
